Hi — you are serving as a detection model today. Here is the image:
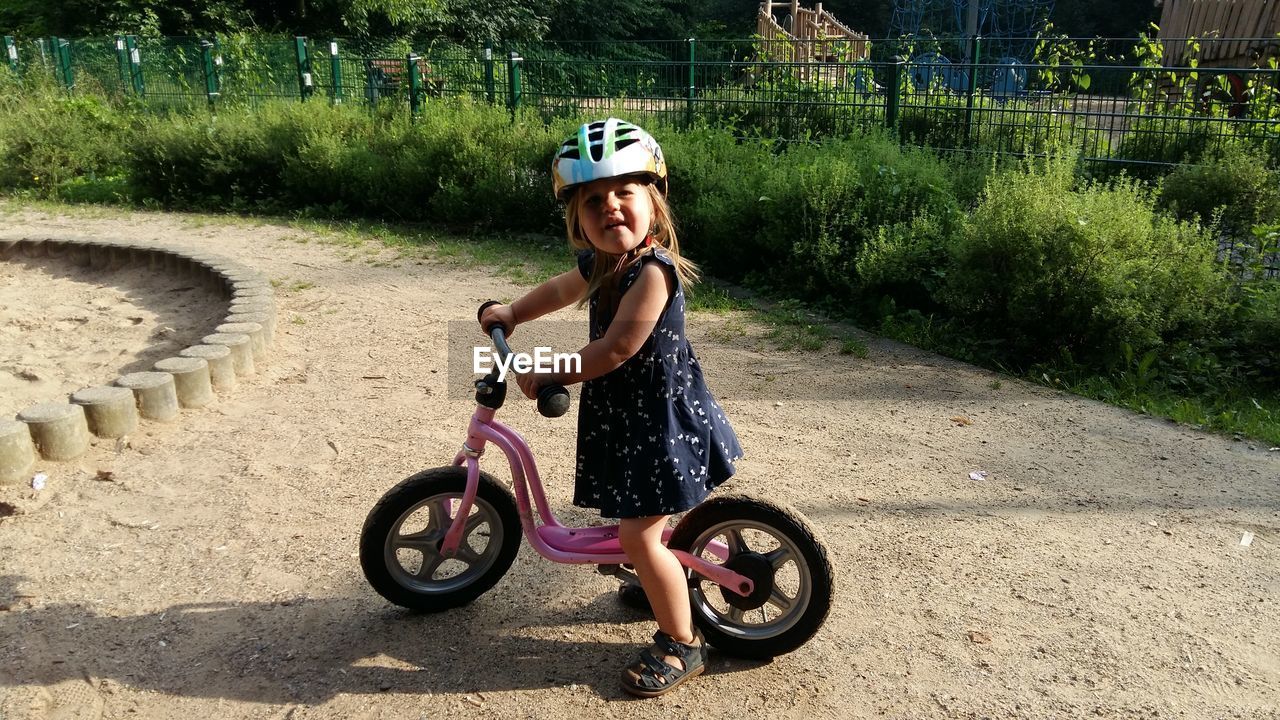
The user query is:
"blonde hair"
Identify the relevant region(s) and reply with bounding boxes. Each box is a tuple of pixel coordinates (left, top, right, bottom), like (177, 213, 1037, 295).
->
(564, 181, 699, 308)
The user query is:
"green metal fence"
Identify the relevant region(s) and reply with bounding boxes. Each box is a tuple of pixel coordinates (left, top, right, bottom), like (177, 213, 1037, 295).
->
(2, 33, 1278, 169)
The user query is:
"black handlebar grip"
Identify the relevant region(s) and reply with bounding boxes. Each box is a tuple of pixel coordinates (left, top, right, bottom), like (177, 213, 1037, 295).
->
(537, 384, 571, 418)
(477, 300, 503, 328)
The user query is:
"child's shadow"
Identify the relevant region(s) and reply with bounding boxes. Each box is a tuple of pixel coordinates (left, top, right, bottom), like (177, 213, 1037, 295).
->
(532, 589, 775, 680)
(0, 575, 767, 704)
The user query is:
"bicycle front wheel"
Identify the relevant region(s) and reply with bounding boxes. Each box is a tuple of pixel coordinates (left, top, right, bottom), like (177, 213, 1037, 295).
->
(359, 466, 521, 612)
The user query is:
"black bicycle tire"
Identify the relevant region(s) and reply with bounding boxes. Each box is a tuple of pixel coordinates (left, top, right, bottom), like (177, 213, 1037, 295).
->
(359, 466, 521, 612)
(669, 494, 835, 659)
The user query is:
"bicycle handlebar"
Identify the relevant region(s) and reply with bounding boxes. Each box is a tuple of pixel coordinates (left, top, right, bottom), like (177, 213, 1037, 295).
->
(477, 301, 571, 418)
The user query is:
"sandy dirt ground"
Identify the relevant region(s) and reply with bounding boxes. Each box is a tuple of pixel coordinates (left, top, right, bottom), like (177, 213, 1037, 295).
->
(0, 205, 1277, 720)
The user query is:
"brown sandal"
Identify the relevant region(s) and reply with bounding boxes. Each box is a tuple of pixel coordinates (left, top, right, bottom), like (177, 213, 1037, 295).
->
(620, 630, 707, 698)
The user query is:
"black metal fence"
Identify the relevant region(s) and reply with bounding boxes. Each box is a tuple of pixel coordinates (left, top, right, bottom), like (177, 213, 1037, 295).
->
(3, 33, 1279, 169)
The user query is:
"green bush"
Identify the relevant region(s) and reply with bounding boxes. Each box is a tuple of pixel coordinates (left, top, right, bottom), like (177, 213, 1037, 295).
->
(128, 101, 388, 211)
(1104, 117, 1255, 182)
(0, 85, 1273, 440)
(126, 98, 566, 228)
(1219, 224, 1280, 385)
(1233, 280, 1280, 381)
(944, 156, 1228, 364)
(771, 137, 959, 298)
(1159, 143, 1280, 233)
(128, 106, 289, 209)
(666, 128, 960, 299)
(662, 127, 774, 277)
(0, 88, 132, 194)
(272, 104, 404, 215)
(943, 153, 1001, 208)
(854, 210, 959, 313)
(897, 93, 1086, 160)
(55, 175, 133, 204)
(693, 82, 879, 141)
(278, 106, 443, 217)
(414, 102, 564, 228)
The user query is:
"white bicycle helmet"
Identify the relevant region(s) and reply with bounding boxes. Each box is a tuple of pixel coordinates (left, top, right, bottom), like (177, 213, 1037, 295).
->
(552, 118, 667, 200)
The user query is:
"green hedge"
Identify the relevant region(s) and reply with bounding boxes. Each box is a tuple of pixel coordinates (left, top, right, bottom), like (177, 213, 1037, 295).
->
(124, 99, 568, 227)
(0, 86, 130, 191)
(665, 128, 962, 302)
(1, 86, 1276, 417)
(945, 158, 1227, 365)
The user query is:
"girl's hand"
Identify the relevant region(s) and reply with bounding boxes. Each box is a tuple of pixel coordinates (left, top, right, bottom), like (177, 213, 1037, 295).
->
(480, 303, 517, 336)
(515, 371, 542, 400)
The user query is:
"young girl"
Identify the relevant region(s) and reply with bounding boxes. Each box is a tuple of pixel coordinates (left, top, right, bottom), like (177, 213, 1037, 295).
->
(479, 118, 742, 697)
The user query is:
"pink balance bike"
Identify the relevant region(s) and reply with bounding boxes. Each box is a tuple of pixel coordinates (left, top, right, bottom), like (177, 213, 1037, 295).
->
(359, 304, 834, 659)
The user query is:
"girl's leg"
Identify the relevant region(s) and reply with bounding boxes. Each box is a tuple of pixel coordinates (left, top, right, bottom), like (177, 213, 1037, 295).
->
(618, 515, 706, 695)
(618, 515, 696, 645)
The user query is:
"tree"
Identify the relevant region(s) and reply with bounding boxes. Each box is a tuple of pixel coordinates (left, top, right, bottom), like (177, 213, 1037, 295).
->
(0, 0, 252, 37)
(0, 0, 446, 39)
(410, 0, 551, 44)
(543, 0, 695, 44)
(0, 0, 1165, 45)
(1049, 0, 1159, 39)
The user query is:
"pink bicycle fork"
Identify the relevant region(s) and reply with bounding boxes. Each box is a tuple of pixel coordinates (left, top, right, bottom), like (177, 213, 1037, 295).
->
(442, 406, 755, 599)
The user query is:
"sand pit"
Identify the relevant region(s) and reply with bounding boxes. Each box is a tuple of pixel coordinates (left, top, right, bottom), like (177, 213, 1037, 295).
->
(0, 258, 226, 419)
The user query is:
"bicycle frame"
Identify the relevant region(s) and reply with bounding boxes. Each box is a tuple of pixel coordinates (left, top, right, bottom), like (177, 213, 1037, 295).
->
(445, 404, 755, 598)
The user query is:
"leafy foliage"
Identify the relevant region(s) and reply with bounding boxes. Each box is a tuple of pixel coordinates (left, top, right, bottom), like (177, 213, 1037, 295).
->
(1159, 144, 1280, 235)
(663, 127, 960, 302)
(0, 0, 252, 37)
(943, 156, 1228, 365)
(410, 0, 549, 44)
(0, 0, 1173, 54)
(855, 210, 957, 313)
(124, 97, 565, 227)
(543, 0, 690, 45)
(1, 0, 448, 41)
(0, 85, 1274, 441)
(1217, 223, 1280, 386)
(0, 81, 131, 194)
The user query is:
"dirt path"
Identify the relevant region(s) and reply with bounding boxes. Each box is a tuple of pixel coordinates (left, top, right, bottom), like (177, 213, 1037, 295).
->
(0, 205, 1277, 720)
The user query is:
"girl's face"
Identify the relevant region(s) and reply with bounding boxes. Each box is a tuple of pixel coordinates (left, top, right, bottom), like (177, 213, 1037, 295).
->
(576, 176, 654, 255)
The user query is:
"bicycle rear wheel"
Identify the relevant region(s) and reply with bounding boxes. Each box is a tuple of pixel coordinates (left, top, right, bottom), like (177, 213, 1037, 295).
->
(669, 495, 834, 659)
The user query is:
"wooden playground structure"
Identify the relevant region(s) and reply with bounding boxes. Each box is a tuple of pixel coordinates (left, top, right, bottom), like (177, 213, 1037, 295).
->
(1157, 0, 1280, 67)
(1155, 0, 1280, 111)
(756, 2, 871, 84)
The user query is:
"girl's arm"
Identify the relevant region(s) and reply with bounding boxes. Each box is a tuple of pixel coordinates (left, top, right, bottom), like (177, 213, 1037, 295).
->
(481, 268, 588, 333)
(517, 261, 673, 397)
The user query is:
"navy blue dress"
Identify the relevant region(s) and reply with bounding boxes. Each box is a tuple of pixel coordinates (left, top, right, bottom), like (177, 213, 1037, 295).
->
(572, 249, 743, 518)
